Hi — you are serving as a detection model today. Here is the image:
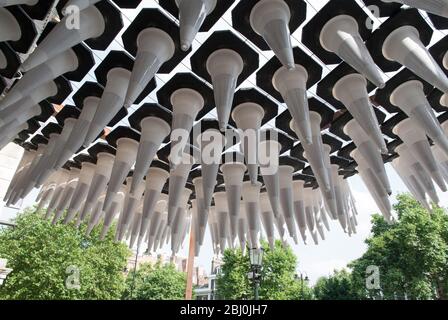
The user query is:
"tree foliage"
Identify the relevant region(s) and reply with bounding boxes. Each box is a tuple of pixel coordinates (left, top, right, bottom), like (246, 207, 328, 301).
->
(122, 262, 187, 300)
(216, 240, 313, 300)
(313, 269, 361, 300)
(0, 208, 131, 300)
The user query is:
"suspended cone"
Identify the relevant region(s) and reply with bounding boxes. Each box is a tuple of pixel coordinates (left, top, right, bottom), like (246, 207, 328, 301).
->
(192, 177, 208, 246)
(129, 210, 143, 249)
(51, 169, 80, 224)
(83, 68, 131, 147)
(386, 0, 448, 18)
(100, 185, 127, 240)
(320, 15, 385, 88)
(250, 0, 295, 70)
(333, 74, 388, 154)
(273, 65, 312, 144)
(62, 0, 101, 15)
(86, 194, 106, 236)
(214, 191, 231, 251)
(124, 28, 175, 107)
(320, 144, 339, 220)
(171, 188, 192, 252)
(177, 0, 216, 51)
(431, 144, 448, 183)
(278, 165, 299, 244)
(146, 201, 166, 252)
(260, 192, 275, 250)
(206, 49, 244, 131)
(441, 93, 448, 108)
(236, 203, 247, 253)
(242, 181, 262, 249)
(394, 118, 447, 191)
(232, 102, 265, 184)
(391, 80, 448, 159)
(117, 180, 146, 241)
(344, 119, 392, 194)
(131, 117, 170, 194)
(21, 5, 106, 72)
(383, 25, 448, 93)
(303, 188, 318, 245)
(169, 88, 204, 167)
(103, 138, 139, 213)
(292, 180, 307, 244)
(330, 165, 348, 232)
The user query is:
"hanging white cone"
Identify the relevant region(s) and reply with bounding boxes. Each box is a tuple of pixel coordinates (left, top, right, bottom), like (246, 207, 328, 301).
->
(51, 168, 80, 224)
(320, 15, 385, 88)
(232, 102, 265, 184)
(103, 138, 139, 213)
(441, 93, 448, 108)
(21, 5, 106, 72)
(4, 149, 36, 202)
(393, 118, 447, 191)
(0, 105, 47, 135)
(0, 122, 32, 151)
(138, 168, 169, 247)
(383, 0, 448, 19)
(36, 187, 55, 213)
(330, 165, 348, 232)
(0, 0, 39, 6)
(192, 177, 208, 246)
(220, 154, 246, 242)
(207, 207, 219, 254)
(250, 0, 295, 70)
(146, 199, 167, 252)
(396, 144, 440, 204)
(56, 97, 101, 168)
(0, 7, 23, 45)
(100, 184, 126, 239)
(44, 168, 71, 220)
(260, 192, 275, 250)
(129, 209, 143, 249)
(167, 152, 194, 227)
(214, 191, 230, 252)
(272, 65, 312, 144)
(383, 26, 448, 93)
(207, 49, 244, 131)
(177, 0, 216, 51)
(86, 193, 107, 236)
(131, 118, 170, 195)
(333, 74, 388, 154)
(78, 152, 115, 226)
(171, 188, 192, 252)
(83, 68, 131, 147)
(117, 180, 146, 241)
(237, 202, 247, 253)
(170, 88, 204, 167)
(278, 165, 299, 244)
(344, 119, 392, 194)
(315, 189, 331, 232)
(242, 181, 262, 249)
(64, 161, 96, 224)
(390, 80, 448, 157)
(61, 0, 101, 15)
(303, 187, 318, 245)
(124, 28, 175, 107)
(431, 144, 448, 183)
(1, 49, 79, 109)
(292, 179, 307, 244)
(320, 144, 339, 220)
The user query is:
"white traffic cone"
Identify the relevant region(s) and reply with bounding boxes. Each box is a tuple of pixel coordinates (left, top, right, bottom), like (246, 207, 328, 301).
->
(390, 80, 448, 157)
(250, 0, 295, 70)
(292, 179, 307, 244)
(206, 49, 244, 131)
(383, 25, 448, 93)
(344, 118, 392, 194)
(260, 192, 276, 250)
(393, 119, 447, 191)
(232, 102, 265, 184)
(382, 0, 448, 19)
(320, 15, 385, 88)
(242, 181, 262, 249)
(272, 65, 312, 144)
(177, 0, 216, 51)
(333, 73, 388, 154)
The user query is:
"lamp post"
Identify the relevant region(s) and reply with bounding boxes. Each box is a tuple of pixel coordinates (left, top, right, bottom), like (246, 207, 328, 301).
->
(248, 247, 264, 300)
(295, 270, 309, 299)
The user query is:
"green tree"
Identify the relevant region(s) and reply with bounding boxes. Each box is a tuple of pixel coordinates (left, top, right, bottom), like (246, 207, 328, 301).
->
(314, 269, 361, 300)
(122, 262, 188, 300)
(216, 240, 313, 300)
(349, 194, 448, 300)
(0, 208, 130, 300)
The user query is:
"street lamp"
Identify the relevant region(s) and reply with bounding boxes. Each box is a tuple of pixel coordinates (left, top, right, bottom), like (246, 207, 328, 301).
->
(248, 247, 264, 300)
(0, 259, 12, 286)
(295, 271, 309, 299)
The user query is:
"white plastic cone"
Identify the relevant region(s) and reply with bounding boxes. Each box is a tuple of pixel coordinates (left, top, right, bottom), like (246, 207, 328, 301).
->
(192, 177, 208, 246)
(207, 207, 219, 253)
(383, 0, 448, 19)
(320, 15, 385, 88)
(441, 93, 448, 108)
(171, 188, 192, 252)
(146, 199, 167, 252)
(83, 68, 131, 147)
(124, 28, 175, 107)
(131, 117, 170, 194)
(51, 168, 80, 224)
(100, 185, 126, 239)
(1, 49, 78, 109)
(292, 180, 307, 244)
(242, 181, 262, 249)
(86, 192, 106, 235)
(258, 139, 282, 216)
(117, 180, 146, 241)
(62, 0, 101, 15)
(177, 0, 216, 51)
(260, 192, 275, 250)
(214, 191, 231, 252)
(278, 165, 299, 244)
(0, 122, 31, 150)
(167, 152, 194, 226)
(344, 119, 392, 194)
(0, 7, 22, 42)
(64, 161, 96, 224)
(170, 88, 204, 167)
(431, 144, 448, 183)
(56, 97, 101, 168)
(206, 49, 244, 131)
(4, 149, 35, 202)
(383, 26, 448, 92)
(250, 0, 295, 70)
(232, 102, 265, 184)
(78, 152, 115, 226)
(333, 74, 388, 154)
(393, 118, 447, 191)
(272, 65, 312, 144)
(330, 165, 348, 232)
(138, 169, 169, 247)
(44, 169, 70, 220)
(320, 144, 339, 220)
(21, 5, 106, 71)
(237, 202, 247, 253)
(103, 138, 139, 213)
(390, 80, 448, 157)
(36, 187, 55, 213)
(0, 105, 45, 134)
(303, 188, 318, 245)
(129, 209, 143, 249)
(0, 0, 39, 6)
(220, 159, 246, 241)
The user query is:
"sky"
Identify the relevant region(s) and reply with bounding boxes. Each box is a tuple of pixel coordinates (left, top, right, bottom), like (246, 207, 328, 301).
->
(2, 0, 448, 285)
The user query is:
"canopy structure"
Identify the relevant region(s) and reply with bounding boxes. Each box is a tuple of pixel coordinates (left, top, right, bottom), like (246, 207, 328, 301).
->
(1, 0, 448, 257)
